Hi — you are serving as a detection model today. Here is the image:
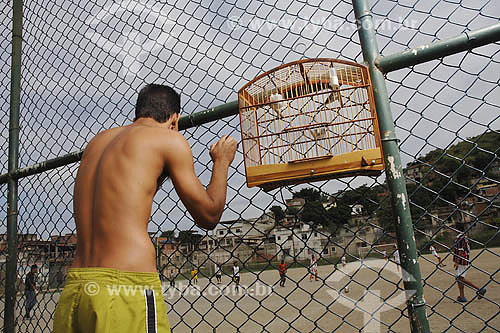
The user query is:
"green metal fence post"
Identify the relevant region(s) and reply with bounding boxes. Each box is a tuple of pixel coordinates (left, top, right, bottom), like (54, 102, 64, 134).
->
(5, 0, 23, 332)
(352, 1, 431, 332)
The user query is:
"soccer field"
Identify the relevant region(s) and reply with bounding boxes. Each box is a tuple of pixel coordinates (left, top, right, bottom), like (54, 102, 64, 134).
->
(6, 248, 499, 332)
(165, 248, 499, 332)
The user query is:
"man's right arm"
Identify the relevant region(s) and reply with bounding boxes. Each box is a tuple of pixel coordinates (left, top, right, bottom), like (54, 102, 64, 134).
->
(163, 132, 237, 230)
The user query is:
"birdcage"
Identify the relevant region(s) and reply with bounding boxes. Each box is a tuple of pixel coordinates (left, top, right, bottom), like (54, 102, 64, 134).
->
(238, 58, 384, 191)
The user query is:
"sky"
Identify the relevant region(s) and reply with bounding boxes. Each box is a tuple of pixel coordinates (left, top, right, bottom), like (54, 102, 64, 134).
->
(0, 0, 499, 239)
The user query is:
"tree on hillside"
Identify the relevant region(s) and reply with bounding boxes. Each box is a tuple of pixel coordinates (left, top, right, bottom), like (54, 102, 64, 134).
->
(427, 173, 464, 205)
(293, 188, 326, 203)
(300, 201, 329, 227)
(270, 205, 285, 225)
(160, 230, 176, 241)
(178, 230, 203, 250)
(377, 198, 396, 233)
(339, 184, 379, 216)
(327, 202, 351, 226)
(420, 131, 500, 181)
(406, 184, 434, 221)
(286, 206, 300, 216)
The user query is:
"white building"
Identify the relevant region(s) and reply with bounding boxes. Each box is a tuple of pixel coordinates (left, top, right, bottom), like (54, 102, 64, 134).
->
(273, 223, 337, 261)
(196, 214, 276, 266)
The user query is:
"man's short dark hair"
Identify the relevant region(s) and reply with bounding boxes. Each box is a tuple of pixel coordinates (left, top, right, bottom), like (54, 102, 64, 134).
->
(31, 264, 38, 271)
(135, 84, 180, 123)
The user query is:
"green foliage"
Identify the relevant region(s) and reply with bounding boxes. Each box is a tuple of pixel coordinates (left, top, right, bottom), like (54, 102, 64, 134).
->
(177, 230, 202, 246)
(376, 198, 396, 232)
(293, 188, 326, 203)
(434, 232, 454, 249)
(406, 131, 500, 213)
(286, 206, 299, 216)
(429, 174, 464, 204)
(470, 228, 500, 249)
(421, 131, 500, 181)
(160, 230, 176, 241)
(300, 201, 329, 227)
(270, 205, 285, 224)
(406, 183, 438, 222)
(326, 222, 343, 236)
(339, 184, 379, 216)
(327, 201, 350, 226)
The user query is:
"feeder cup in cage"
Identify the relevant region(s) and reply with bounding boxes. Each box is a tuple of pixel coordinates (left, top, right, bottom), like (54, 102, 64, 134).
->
(238, 58, 385, 191)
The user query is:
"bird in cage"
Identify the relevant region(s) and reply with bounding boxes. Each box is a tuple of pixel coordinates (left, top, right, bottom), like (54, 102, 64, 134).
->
(306, 65, 342, 107)
(309, 127, 327, 141)
(269, 93, 286, 118)
(329, 66, 340, 89)
(308, 127, 330, 156)
(323, 66, 341, 105)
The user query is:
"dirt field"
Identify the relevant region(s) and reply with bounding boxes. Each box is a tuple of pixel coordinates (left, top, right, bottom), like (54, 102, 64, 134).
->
(5, 248, 499, 332)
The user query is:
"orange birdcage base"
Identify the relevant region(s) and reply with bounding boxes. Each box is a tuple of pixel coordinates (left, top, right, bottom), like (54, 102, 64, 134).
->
(247, 149, 384, 191)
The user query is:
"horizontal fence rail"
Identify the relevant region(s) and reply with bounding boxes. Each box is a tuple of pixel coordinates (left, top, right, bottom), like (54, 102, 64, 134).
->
(0, 101, 239, 185)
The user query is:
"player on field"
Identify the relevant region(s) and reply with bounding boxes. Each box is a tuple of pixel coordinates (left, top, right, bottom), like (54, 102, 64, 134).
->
(309, 255, 319, 281)
(278, 259, 287, 287)
(453, 223, 486, 303)
(429, 244, 446, 267)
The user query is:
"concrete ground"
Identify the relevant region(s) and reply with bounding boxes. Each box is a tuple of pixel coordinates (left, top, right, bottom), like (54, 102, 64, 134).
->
(4, 248, 499, 332)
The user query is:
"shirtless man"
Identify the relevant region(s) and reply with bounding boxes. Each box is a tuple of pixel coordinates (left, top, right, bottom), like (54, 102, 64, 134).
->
(53, 84, 237, 332)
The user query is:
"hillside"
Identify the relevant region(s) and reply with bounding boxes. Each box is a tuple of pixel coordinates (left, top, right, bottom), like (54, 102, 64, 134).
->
(413, 131, 500, 180)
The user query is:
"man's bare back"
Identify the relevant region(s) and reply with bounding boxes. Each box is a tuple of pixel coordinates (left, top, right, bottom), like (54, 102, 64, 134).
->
(55, 84, 236, 332)
(72, 106, 236, 273)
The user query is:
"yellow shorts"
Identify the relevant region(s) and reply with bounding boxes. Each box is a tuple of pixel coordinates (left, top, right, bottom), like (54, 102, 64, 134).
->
(53, 268, 170, 333)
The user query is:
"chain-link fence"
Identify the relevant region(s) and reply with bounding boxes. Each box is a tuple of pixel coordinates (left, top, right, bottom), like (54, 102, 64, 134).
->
(1, 0, 499, 332)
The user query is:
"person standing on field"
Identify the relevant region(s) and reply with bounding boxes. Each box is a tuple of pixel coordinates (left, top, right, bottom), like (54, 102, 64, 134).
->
(215, 263, 222, 284)
(278, 259, 287, 287)
(191, 267, 198, 285)
(169, 270, 175, 288)
(429, 244, 445, 267)
(232, 262, 241, 292)
(309, 255, 318, 281)
(453, 223, 486, 303)
(24, 264, 38, 320)
(392, 245, 401, 273)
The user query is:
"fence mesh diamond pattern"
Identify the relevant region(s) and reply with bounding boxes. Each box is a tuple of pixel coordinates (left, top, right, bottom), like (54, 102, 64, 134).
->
(1, 0, 499, 332)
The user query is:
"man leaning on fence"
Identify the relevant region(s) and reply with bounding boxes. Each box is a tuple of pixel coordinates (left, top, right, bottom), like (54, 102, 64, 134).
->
(453, 222, 486, 303)
(52, 84, 237, 332)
